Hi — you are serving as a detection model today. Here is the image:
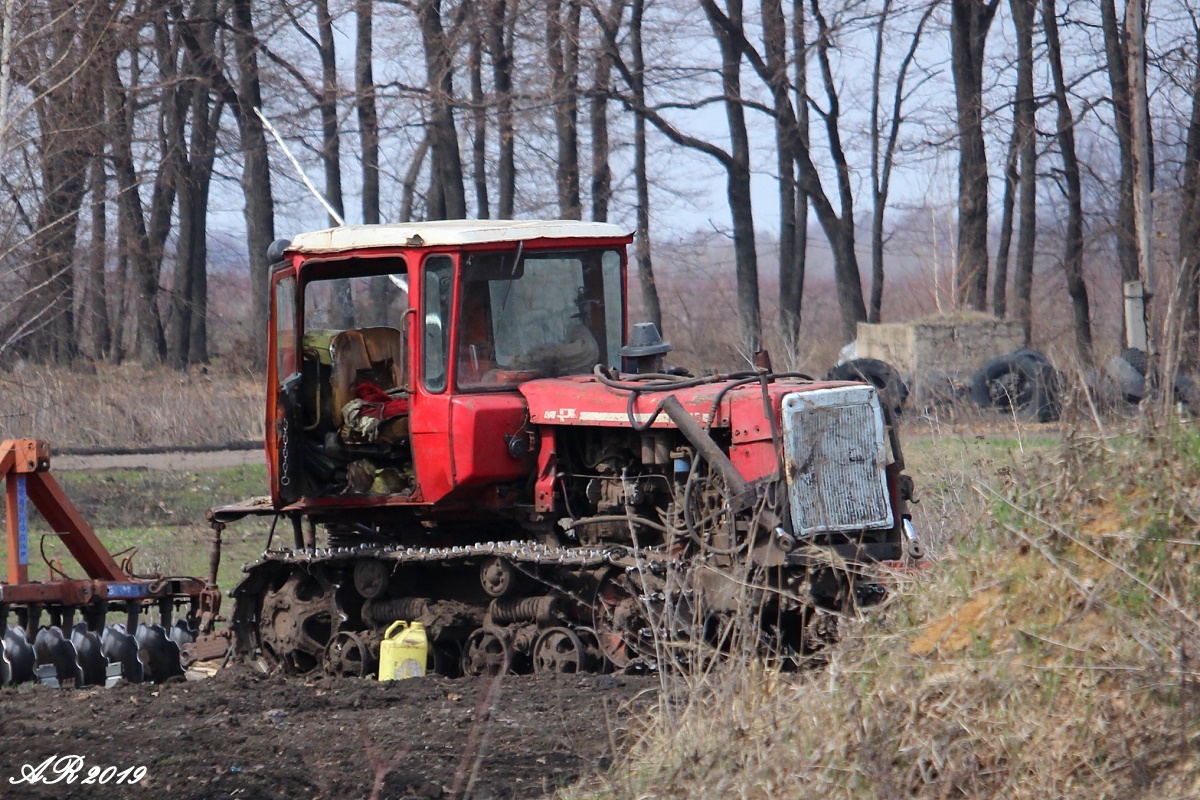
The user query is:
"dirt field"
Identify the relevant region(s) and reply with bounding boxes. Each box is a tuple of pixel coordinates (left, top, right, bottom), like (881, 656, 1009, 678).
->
(0, 666, 655, 799)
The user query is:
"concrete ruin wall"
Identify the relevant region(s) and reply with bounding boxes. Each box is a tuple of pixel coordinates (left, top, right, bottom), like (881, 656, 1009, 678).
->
(855, 316, 1024, 375)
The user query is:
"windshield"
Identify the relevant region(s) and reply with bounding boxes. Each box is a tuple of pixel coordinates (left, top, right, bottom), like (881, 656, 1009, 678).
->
(457, 248, 622, 387)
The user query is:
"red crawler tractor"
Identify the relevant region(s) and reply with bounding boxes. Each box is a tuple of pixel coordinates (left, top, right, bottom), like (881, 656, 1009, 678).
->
(212, 219, 922, 677)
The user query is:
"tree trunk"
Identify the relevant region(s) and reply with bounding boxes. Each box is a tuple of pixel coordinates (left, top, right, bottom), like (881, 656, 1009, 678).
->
(487, 0, 515, 218)
(419, 0, 466, 220)
(107, 52, 164, 368)
(1043, 0, 1092, 364)
(950, 0, 998, 310)
(869, 0, 934, 324)
(867, 0, 891, 323)
(356, 0, 380, 226)
(231, 0, 275, 364)
(160, 9, 195, 369)
(469, 8, 489, 218)
(401, 132, 431, 223)
(786, 0, 809, 345)
(763, 0, 797, 344)
(1125, 0, 1153, 333)
(316, 0, 352, 329)
(1176, 25, 1200, 368)
(14, 0, 100, 364)
(630, 0, 661, 330)
(992, 117, 1019, 318)
(356, 0, 393, 326)
(810, 0, 866, 341)
(184, 4, 221, 367)
(547, 0, 582, 219)
(1101, 0, 1138, 289)
(86, 153, 110, 360)
(705, 0, 761, 353)
(589, 0, 622, 222)
(1012, 0, 1036, 343)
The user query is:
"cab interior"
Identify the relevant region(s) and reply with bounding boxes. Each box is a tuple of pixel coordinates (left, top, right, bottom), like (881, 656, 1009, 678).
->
(296, 258, 414, 497)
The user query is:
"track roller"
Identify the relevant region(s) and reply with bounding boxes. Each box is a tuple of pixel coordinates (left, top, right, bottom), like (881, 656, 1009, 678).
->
(533, 627, 593, 674)
(461, 626, 513, 676)
(323, 631, 375, 678)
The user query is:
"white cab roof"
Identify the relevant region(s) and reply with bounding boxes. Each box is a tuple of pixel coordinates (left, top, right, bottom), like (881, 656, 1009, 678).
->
(286, 219, 632, 255)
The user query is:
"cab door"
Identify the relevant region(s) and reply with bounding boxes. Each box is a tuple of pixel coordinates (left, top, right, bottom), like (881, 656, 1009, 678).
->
(407, 253, 457, 501)
(267, 268, 304, 505)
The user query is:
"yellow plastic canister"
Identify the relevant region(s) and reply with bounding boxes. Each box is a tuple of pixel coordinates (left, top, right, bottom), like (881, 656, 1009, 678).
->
(378, 621, 428, 681)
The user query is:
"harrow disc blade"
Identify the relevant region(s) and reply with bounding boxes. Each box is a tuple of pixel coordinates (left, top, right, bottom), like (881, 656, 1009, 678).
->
(2, 626, 34, 685)
(101, 624, 145, 684)
(70, 623, 109, 688)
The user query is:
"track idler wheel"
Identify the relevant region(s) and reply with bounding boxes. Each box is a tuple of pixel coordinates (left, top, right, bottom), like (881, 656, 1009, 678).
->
(461, 626, 513, 676)
(533, 627, 592, 674)
(323, 631, 375, 678)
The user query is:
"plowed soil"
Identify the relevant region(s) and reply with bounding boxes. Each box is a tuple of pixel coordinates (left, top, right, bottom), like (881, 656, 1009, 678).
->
(0, 667, 655, 799)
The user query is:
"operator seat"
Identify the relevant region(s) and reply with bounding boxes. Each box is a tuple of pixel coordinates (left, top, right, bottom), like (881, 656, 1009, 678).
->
(330, 327, 407, 429)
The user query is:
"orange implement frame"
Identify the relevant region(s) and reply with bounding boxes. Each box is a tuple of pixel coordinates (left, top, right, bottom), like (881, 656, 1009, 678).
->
(2, 439, 124, 585)
(0, 439, 212, 615)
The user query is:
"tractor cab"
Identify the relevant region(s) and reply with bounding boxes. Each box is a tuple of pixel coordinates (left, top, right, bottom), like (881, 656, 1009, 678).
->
(265, 220, 632, 513)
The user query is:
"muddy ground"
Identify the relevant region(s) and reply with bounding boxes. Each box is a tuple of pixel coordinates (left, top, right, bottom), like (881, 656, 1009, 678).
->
(0, 666, 656, 800)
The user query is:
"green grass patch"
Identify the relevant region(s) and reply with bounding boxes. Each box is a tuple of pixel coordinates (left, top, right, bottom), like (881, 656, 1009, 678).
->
(0, 464, 271, 590)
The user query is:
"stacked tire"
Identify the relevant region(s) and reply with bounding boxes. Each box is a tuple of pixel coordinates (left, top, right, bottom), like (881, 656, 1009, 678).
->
(1106, 347, 1200, 415)
(970, 349, 1062, 423)
(826, 358, 909, 416)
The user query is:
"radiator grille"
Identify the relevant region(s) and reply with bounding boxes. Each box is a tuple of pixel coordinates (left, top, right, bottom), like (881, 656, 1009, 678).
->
(781, 386, 893, 536)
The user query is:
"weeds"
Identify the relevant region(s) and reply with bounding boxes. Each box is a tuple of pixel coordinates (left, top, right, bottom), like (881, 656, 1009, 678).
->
(567, 420, 1200, 799)
(0, 362, 262, 448)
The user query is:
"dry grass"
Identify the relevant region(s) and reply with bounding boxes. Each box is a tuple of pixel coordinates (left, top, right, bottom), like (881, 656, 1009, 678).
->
(568, 420, 1200, 799)
(0, 362, 264, 448)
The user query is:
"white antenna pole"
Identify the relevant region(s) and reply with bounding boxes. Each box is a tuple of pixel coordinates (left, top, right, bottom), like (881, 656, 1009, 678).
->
(254, 107, 345, 227)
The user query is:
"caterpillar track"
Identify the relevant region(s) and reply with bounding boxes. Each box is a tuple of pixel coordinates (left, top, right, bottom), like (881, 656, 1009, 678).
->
(230, 533, 862, 678)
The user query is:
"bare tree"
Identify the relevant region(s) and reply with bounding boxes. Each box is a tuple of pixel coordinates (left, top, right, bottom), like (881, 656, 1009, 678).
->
(1042, 0, 1092, 363)
(784, 0, 809, 347)
(1012, 0, 1037, 342)
(950, 0, 998, 310)
(547, 0, 582, 219)
(417, 0, 466, 219)
(1101, 0, 1138, 292)
(762, 0, 800, 342)
(1177, 14, 1200, 367)
(868, 0, 937, 323)
(620, 0, 662, 329)
(10, 0, 115, 363)
(698, 0, 867, 343)
(589, 0, 623, 223)
(486, 0, 516, 218)
(163, 0, 224, 368)
(84, 148, 110, 360)
(468, 4, 489, 218)
(107, 32, 168, 367)
(232, 0, 276, 365)
(357, 0, 380, 226)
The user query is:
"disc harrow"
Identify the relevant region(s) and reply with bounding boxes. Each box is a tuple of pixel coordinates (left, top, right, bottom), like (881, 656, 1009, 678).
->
(0, 439, 224, 688)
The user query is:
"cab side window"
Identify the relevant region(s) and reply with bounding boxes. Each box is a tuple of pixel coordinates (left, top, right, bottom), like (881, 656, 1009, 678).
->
(274, 275, 297, 381)
(423, 255, 454, 392)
